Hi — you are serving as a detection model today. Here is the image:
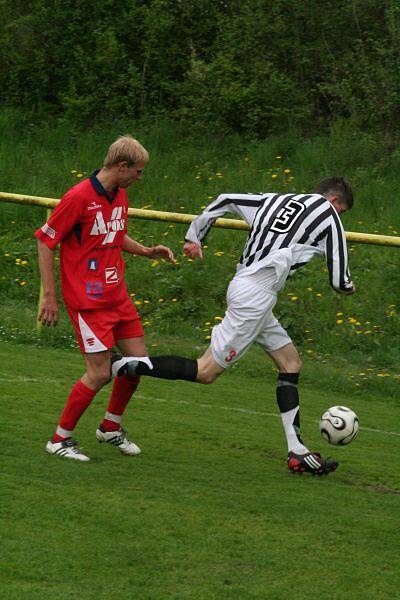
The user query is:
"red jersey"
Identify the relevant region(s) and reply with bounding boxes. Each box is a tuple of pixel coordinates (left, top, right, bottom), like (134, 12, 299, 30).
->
(35, 171, 130, 309)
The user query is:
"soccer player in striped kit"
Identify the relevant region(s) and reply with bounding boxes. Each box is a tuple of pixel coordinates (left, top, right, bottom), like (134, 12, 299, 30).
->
(113, 176, 356, 475)
(35, 135, 174, 461)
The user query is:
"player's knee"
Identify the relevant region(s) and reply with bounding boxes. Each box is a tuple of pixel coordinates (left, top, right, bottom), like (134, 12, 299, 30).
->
(289, 355, 302, 373)
(279, 354, 302, 374)
(88, 368, 112, 389)
(196, 368, 219, 385)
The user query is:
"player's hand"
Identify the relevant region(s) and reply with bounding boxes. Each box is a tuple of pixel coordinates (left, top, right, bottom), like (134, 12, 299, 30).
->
(183, 241, 203, 260)
(147, 245, 175, 263)
(38, 292, 59, 326)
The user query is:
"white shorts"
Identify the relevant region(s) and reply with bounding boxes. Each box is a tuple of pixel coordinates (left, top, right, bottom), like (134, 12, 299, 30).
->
(211, 268, 292, 368)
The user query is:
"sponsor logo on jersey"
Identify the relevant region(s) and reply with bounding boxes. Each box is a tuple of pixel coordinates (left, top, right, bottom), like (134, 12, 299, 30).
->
(41, 223, 56, 239)
(90, 206, 125, 245)
(105, 267, 119, 284)
(85, 337, 95, 346)
(86, 281, 103, 298)
(87, 201, 102, 211)
(88, 258, 98, 271)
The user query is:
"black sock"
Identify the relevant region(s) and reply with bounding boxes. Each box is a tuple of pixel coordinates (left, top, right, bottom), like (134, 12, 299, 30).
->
(276, 372, 304, 446)
(134, 356, 198, 382)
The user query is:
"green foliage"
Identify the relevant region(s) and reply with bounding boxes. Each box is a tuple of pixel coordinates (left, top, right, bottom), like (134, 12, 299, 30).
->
(0, 0, 399, 136)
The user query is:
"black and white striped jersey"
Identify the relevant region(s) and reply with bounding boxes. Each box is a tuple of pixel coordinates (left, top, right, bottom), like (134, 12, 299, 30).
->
(185, 192, 354, 293)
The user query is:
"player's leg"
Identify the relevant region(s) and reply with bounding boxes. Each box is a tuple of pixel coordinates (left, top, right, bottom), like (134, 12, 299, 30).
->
(267, 342, 338, 475)
(46, 306, 115, 461)
(267, 342, 308, 455)
(112, 271, 267, 383)
(96, 335, 147, 455)
(46, 349, 111, 461)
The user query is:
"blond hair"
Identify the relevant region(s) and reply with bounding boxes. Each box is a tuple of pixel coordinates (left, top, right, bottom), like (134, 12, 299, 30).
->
(103, 135, 149, 167)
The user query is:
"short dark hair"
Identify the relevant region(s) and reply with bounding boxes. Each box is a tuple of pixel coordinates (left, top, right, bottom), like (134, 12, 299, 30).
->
(315, 176, 354, 208)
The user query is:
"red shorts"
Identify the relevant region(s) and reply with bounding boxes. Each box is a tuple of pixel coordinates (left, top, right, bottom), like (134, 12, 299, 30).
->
(66, 297, 144, 353)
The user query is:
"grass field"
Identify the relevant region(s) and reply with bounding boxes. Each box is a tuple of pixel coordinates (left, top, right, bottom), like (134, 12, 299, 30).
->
(1, 340, 399, 599)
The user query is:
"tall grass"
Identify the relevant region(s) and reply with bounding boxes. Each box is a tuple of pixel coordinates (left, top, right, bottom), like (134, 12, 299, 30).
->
(0, 109, 399, 391)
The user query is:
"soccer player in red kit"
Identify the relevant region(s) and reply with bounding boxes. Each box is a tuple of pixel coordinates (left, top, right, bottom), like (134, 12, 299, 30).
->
(35, 135, 174, 461)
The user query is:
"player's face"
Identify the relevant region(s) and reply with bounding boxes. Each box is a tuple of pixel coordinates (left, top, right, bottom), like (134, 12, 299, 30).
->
(117, 161, 146, 188)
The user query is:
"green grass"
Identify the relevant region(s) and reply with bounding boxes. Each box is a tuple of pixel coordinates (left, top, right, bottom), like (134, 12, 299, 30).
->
(1, 341, 399, 599)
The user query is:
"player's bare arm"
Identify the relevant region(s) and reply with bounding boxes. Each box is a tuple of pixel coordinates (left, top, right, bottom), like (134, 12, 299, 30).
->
(37, 240, 59, 326)
(122, 234, 175, 263)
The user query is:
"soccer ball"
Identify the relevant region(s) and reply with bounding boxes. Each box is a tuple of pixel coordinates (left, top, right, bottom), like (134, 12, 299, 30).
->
(319, 406, 359, 446)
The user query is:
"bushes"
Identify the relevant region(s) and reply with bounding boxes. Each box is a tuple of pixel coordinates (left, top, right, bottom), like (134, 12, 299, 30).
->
(0, 0, 399, 136)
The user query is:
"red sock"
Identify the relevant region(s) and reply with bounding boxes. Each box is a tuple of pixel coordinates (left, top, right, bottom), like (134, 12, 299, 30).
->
(53, 380, 96, 442)
(101, 375, 140, 431)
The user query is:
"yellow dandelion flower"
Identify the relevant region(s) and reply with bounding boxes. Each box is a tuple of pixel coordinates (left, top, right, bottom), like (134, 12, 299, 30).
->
(214, 316, 223, 321)
(70, 170, 77, 174)
(77, 173, 83, 178)
(275, 156, 282, 159)
(307, 287, 313, 292)
(134, 300, 142, 306)
(336, 319, 343, 324)
(316, 293, 322, 298)
(172, 298, 178, 302)
(20, 281, 27, 286)
(151, 260, 159, 267)
(158, 298, 164, 303)
(284, 169, 291, 174)
(291, 296, 298, 301)
(271, 174, 278, 179)
(205, 335, 211, 340)
(336, 312, 343, 316)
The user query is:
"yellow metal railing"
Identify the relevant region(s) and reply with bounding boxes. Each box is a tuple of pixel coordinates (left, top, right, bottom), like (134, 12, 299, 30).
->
(1, 190, 399, 331)
(1, 191, 400, 247)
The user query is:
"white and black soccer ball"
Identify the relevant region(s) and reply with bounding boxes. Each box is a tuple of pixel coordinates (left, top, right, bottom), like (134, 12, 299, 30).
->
(319, 406, 359, 446)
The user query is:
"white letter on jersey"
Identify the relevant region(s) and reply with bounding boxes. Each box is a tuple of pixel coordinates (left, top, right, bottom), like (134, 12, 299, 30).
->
(90, 208, 125, 245)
